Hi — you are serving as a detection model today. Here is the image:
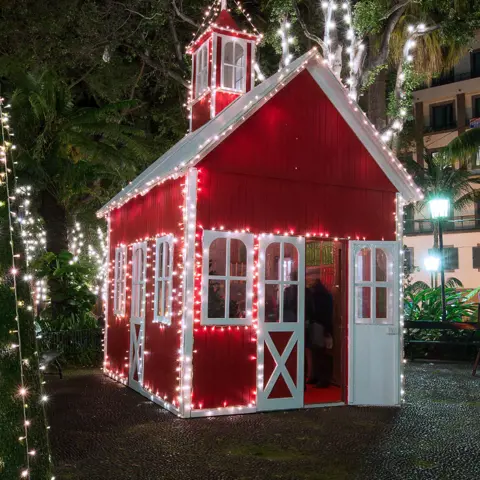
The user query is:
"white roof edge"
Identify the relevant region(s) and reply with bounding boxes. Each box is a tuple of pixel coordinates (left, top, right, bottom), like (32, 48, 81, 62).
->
(98, 49, 422, 217)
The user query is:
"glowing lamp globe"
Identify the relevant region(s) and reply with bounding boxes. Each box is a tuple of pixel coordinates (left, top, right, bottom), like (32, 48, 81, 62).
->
(424, 255, 440, 272)
(428, 197, 450, 219)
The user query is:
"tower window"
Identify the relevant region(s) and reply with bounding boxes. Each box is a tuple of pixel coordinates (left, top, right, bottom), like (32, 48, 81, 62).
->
(195, 43, 209, 97)
(222, 40, 245, 91)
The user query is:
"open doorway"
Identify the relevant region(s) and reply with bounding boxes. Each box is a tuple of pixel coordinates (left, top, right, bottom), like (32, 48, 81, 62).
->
(304, 238, 346, 405)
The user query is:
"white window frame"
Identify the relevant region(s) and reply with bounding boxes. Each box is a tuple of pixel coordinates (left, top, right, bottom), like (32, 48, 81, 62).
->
(113, 245, 127, 316)
(153, 235, 174, 325)
(131, 242, 147, 322)
(195, 43, 209, 98)
(221, 36, 247, 92)
(201, 230, 254, 326)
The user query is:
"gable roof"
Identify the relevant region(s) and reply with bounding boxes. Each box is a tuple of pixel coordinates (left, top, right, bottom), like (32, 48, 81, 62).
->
(214, 9, 240, 30)
(98, 49, 423, 217)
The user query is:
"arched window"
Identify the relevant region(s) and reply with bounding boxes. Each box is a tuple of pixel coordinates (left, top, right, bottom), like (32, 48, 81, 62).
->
(201, 230, 254, 325)
(222, 40, 245, 91)
(113, 245, 127, 316)
(354, 245, 394, 325)
(195, 43, 209, 97)
(131, 242, 147, 321)
(153, 235, 175, 325)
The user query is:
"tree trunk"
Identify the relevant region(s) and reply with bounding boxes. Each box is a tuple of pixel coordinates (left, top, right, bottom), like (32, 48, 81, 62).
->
(367, 69, 388, 131)
(38, 190, 69, 321)
(38, 190, 69, 254)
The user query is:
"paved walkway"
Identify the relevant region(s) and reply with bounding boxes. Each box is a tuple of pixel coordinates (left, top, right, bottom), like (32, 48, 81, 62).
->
(47, 363, 480, 480)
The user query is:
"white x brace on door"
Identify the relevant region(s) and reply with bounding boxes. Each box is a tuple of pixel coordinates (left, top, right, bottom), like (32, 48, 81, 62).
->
(257, 235, 305, 411)
(348, 241, 401, 406)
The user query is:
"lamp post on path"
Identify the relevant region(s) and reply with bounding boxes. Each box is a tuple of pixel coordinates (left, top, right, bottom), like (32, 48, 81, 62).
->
(428, 197, 451, 322)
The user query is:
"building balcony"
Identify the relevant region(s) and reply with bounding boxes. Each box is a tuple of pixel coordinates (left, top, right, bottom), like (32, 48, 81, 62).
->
(404, 215, 480, 235)
(429, 71, 477, 87)
(424, 122, 457, 134)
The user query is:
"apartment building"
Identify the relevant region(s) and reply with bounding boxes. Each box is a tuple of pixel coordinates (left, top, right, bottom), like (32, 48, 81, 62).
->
(405, 33, 480, 288)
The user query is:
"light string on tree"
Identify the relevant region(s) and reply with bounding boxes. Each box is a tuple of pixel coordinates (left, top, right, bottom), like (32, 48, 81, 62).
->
(277, 18, 294, 69)
(339, 1, 364, 100)
(381, 23, 434, 142)
(0, 98, 52, 479)
(14, 185, 46, 266)
(321, 1, 338, 71)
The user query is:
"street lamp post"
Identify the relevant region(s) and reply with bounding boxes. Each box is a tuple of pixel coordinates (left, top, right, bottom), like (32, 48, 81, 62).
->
(428, 197, 450, 322)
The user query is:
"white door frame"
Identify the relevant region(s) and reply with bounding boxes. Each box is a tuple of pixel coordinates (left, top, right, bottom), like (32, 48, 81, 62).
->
(348, 240, 401, 406)
(129, 241, 147, 392)
(257, 235, 305, 411)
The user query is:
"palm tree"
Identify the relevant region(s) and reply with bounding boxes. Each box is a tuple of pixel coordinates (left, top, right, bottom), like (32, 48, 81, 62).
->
(10, 71, 154, 254)
(404, 129, 480, 250)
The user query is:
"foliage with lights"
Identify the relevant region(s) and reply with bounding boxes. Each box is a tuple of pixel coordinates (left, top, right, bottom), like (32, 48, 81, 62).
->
(0, 99, 53, 479)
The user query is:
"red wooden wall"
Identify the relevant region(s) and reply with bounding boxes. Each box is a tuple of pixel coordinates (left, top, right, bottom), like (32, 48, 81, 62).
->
(192, 68, 397, 409)
(106, 177, 185, 405)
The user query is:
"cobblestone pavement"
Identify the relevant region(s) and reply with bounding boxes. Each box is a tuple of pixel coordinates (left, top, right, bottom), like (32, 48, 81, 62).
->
(47, 363, 480, 480)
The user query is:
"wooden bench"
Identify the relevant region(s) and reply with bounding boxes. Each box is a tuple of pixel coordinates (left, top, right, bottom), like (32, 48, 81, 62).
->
(404, 320, 480, 376)
(39, 351, 63, 379)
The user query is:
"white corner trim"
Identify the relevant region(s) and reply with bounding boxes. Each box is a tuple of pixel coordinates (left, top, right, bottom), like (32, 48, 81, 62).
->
(104, 215, 111, 370)
(179, 168, 198, 418)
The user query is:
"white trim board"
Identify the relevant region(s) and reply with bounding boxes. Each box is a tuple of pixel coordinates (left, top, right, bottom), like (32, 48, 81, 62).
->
(98, 49, 422, 217)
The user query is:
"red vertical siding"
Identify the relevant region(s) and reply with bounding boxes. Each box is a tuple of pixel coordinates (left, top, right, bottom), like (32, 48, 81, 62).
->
(106, 177, 185, 405)
(191, 93, 212, 132)
(214, 91, 242, 115)
(192, 69, 397, 409)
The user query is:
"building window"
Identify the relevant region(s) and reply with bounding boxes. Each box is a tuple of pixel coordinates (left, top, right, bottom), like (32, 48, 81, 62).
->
(201, 230, 254, 325)
(471, 50, 480, 78)
(429, 247, 459, 271)
(153, 236, 174, 325)
(131, 242, 147, 320)
(195, 43, 209, 97)
(222, 40, 245, 91)
(473, 246, 480, 269)
(113, 245, 127, 316)
(431, 102, 455, 131)
(404, 247, 414, 274)
(473, 96, 480, 118)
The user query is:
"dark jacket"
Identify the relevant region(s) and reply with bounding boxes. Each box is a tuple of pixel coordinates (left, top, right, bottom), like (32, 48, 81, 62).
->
(308, 281, 333, 336)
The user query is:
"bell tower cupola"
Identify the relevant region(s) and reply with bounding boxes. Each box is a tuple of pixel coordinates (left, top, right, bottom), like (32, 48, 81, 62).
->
(187, 0, 262, 132)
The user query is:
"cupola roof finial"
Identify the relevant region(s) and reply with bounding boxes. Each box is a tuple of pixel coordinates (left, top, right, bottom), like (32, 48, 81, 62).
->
(221, 0, 227, 10)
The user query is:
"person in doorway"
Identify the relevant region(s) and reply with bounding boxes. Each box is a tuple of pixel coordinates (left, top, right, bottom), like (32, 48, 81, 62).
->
(306, 280, 334, 388)
(283, 270, 298, 322)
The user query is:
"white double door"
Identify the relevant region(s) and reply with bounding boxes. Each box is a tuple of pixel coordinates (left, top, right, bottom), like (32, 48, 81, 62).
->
(257, 236, 305, 411)
(348, 241, 401, 406)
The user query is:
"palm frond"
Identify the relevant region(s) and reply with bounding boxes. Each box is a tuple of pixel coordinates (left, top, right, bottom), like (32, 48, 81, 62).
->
(444, 128, 480, 162)
(445, 277, 463, 288)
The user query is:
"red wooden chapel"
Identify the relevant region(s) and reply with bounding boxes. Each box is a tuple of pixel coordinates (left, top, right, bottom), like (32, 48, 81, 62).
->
(98, 2, 423, 418)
